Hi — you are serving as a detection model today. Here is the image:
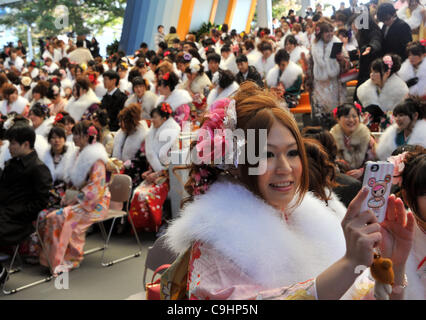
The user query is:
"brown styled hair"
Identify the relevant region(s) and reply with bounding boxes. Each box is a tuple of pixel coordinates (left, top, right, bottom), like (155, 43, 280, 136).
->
(117, 103, 142, 134)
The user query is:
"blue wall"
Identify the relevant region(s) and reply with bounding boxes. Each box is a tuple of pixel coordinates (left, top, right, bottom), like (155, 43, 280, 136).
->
(189, 0, 214, 33)
(214, 0, 229, 26)
(230, 0, 251, 32)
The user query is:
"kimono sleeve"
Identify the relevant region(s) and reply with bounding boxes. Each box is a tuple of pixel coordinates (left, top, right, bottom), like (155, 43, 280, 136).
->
(187, 241, 318, 300)
(76, 160, 108, 212)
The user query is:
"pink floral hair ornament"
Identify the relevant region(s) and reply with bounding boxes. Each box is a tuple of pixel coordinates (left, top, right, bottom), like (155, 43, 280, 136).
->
(195, 98, 245, 169)
(87, 125, 98, 144)
(383, 55, 393, 71)
(387, 152, 408, 186)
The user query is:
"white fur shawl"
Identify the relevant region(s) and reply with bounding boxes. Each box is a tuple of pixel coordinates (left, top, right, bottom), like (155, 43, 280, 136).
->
(35, 116, 55, 138)
(165, 180, 347, 289)
(145, 117, 180, 172)
(66, 142, 109, 188)
(397, 58, 426, 98)
(157, 89, 192, 111)
(42, 142, 77, 182)
(207, 81, 240, 108)
(376, 120, 426, 160)
(357, 74, 409, 113)
(112, 121, 149, 162)
(311, 36, 341, 80)
(125, 91, 159, 118)
(219, 54, 239, 75)
(330, 123, 372, 169)
(266, 62, 303, 89)
(289, 46, 309, 63)
(190, 73, 212, 95)
(0, 96, 29, 115)
(253, 53, 276, 78)
(65, 89, 100, 122)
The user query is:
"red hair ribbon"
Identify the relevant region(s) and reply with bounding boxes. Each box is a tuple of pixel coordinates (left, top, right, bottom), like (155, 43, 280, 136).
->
(161, 103, 172, 114)
(354, 102, 362, 113)
(54, 113, 64, 124)
(333, 107, 338, 118)
(162, 72, 170, 81)
(164, 51, 171, 57)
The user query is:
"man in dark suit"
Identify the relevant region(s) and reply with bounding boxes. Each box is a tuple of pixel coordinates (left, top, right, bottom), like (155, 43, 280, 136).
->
(235, 55, 264, 88)
(377, 3, 412, 61)
(205, 52, 223, 86)
(0, 124, 52, 285)
(101, 70, 128, 132)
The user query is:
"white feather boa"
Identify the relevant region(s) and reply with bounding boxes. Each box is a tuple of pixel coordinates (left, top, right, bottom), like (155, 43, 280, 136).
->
(66, 142, 108, 188)
(357, 74, 409, 113)
(42, 142, 77, 182)
(157, 89, 192, 111)
(0, 96, 29, 115)
(376, 120, 426, 160)
(397, 58, 426, 98)
(311, 36, 341, 80)
(206, 82, 240, 108)
(35, 116, 55, 138)
(65, 89, 100, 122)
(165, 179, 347, 289)
(112, 121, 149, 162)
(266, 62, 303, 89)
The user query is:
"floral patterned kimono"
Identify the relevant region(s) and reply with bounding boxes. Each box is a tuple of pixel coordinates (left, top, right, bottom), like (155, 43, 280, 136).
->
(129, 117, 180, 232)
(39, 143, 110, 274)
(157, 89, 192, 128)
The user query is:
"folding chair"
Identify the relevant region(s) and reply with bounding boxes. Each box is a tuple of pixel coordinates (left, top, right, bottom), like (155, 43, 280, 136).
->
(85, 174, 143, 267)
(142, 235, 177, 288)
(1, 214, 54, 295)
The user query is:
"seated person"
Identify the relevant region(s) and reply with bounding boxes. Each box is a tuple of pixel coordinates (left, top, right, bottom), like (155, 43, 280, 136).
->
(0, 124, 52, 285)
(235, 54, 264, 88)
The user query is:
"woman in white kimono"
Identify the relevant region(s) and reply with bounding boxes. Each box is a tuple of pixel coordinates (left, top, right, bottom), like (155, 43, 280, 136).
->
(129, 103, 180, 232)
(65, 77, 101, 123)
(253, 40, 276, 79)
(206, 70, 239, 109)
(397, 42, 426, 99)
(164, 82, 414, 300)
(0, 83, 29, 116)
(29, 103, 55, 139)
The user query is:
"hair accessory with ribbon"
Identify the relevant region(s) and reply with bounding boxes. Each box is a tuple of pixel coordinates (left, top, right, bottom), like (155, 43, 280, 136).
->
(383, 55, 393, 70)
(354, 102, 362, 113)
(387, 152, 408, 186)
(164, 51, 171, 57)
(183, 53, 192, 62)
(160, 103, 173, 115)
(54, 113, 64, 124)
(162, 72, 170, 81)
(87, 125, 98, 138)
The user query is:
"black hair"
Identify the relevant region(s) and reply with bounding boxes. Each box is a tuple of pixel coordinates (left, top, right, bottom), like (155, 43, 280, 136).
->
(169, 26, 177, 33)
(393, 98, 425, 120)
(150, 56, 161, 66)
(92, 109, 110, 128)
(158, 71, 179, 91)
(48, 125, 67, 141)
(76, 40, 84, 48)
(207, 52, 221, 64)
(157, 25, 164, 31)
(103, 70, 120, 86)
(377, 3, 396, 22)
(236, 54, 248, 64)
(336, 103, 361, 118)
(140, 42, 148, 49)
(218, 70, 235, 89)
(5, 123, 36, 149)
(72, 120, 101, 144)
(274, 48, 290, 64)
(370, 54, 401, 78)
(128, 69, 142, 83)
(150, 104, 172, 119)
(173, 38, 181, 44)
(158, 41, 168, 51)
(221, 45, 231, 53)
(131, 76, 149, 89)
(30, 102, 50, 119)
(406, 41, 425, 57)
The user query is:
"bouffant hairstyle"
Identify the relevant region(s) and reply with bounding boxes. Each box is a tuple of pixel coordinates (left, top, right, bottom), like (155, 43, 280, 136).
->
(303, 138, 337, 203)
(406, 41, 425, 57)
(117, 103, 142, 134)
(335, 103, 361, 119)
(302, 126, 338, 162)
(157, 71, 179, 92)
(32, 81, 50, 98)
(1, 83, 18, 100)
(150, 104, 173, 119)
(181, 81, 309, 208)
(30, 102, 50, 119)
(218, 70, 235, 89)
(401, 146, 426, 220)
(370, 54, 401, 77)
(74, 76, 91, 93)
(71, 120, 101, 144)
(274, 49, 290, 65)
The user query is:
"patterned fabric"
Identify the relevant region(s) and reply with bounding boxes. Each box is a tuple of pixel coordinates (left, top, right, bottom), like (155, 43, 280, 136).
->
(187, 241, 317, 300)
(38, 160, 110, 274)
(173, 104, 190, 128)
(129, 173, 169, 232)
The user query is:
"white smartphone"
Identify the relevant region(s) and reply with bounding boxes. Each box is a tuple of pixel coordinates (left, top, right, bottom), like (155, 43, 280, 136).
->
(360, 161, 395, 223)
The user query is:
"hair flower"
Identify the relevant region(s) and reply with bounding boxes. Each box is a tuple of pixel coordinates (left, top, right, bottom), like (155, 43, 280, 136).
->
(87, 125, 98, 137)
(161, 103, 172, 114)
(162, 72, 170, 81)
(383, 55, 393, 70)
(387, 152, 408, 186)
(54, 113, 64, 124)
(183, 53, 192, 61)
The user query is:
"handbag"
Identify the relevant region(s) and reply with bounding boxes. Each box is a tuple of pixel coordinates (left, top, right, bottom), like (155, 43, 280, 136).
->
(146, 264, 171, 300)
(339, 68, 358, 83)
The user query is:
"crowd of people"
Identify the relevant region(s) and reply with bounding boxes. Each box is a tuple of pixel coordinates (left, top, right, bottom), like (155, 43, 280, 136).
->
(0, 0, 425, 300)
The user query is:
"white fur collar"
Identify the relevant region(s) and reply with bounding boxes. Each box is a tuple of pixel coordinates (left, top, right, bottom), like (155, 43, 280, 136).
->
(35, 116, 55, 138)
(65, 89, 100, 122)
(206, 82, 239, 108)
(190, 73, 212, 95)
(398, 58, 426, 97)
(67, 142, 108, 188)
(290, 46, 308, 63)
(311, 36, 341, 80)
(112, 121, 149, 162)
(266, 62, 303, 89)
(158, 89, 192, 111)
(357, 75, 409, 112)
(145, 117, 180, 172)
(0, 96, 29, 115)
(331, 123, 371, 169)
(405, 224, 426, 300)
(42, 142, 76, 181)
(165, 180, 346, 288)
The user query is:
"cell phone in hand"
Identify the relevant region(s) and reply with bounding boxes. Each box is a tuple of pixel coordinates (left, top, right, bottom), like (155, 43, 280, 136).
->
(360, 161, 394, 223)
(330, 42, 343, 59)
